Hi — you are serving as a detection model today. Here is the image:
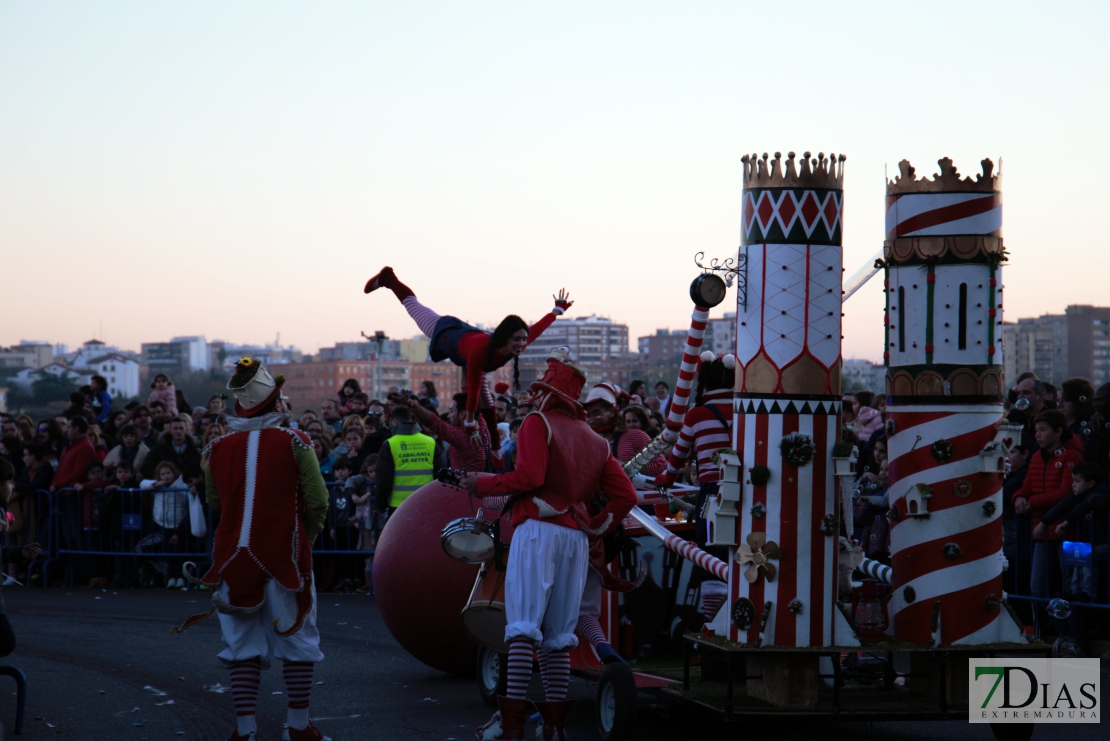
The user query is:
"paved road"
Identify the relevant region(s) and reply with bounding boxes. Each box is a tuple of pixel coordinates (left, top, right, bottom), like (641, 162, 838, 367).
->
(0, 588, 1105, 740)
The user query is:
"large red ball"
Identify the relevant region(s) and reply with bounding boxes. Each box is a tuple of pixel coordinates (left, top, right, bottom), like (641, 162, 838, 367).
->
(372, 481, 483, 676)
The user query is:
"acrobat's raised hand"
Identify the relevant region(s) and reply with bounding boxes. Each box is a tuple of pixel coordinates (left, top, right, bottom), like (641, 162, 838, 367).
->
(553, 288, 574, 316)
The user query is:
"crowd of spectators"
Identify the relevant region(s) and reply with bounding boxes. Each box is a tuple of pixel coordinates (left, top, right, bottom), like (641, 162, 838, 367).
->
(0, 372, 693, 594)
(843, 374, 1110, 657)
(7, 365, 1100, 653)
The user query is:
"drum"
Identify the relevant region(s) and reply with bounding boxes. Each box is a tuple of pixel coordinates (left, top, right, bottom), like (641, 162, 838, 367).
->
(461, 549, 508, 653)
(441, 514, 497, 564)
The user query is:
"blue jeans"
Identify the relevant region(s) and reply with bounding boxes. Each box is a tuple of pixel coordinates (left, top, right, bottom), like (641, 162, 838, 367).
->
(1030, 540, 1062, 637)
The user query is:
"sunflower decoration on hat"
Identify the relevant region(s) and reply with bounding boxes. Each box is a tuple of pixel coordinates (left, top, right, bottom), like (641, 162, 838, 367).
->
(228, 356, 287, 418)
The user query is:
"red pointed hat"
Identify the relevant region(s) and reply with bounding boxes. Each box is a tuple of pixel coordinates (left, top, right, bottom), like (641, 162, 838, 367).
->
(530, 347, 586, 404)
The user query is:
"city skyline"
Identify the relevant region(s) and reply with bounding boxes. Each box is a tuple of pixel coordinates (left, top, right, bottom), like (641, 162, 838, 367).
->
(3, 3, 1107, 363)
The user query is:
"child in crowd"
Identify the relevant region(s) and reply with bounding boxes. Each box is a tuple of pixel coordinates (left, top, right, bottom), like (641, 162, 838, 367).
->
(147, 374, 178, 418)
(1013, 409, 1085, 637)
(1003, 440, 1034, 607)
(139, 461, 189, 589)
(1035, 461, 1110, 656)
(75, 460, 113, 587)
(347, 455, 379, 594)
(103, 461, 141, 587)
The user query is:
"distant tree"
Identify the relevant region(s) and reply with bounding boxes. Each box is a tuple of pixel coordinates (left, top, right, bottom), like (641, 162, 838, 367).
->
(31, 374, 80, 407)
(5, 385, 33, 412)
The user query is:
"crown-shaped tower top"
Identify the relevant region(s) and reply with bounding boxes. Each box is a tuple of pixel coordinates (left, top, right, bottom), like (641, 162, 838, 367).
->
(887, 157, 1000, 195)
(741, 151, 845, 190)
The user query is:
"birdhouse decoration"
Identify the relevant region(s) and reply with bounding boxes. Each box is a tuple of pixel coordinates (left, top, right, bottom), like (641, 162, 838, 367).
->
(831, 441, 857, 477)
(706, 453, 742, 547)
(978, 441, 1008, 474)
(903, 482, 932, 517)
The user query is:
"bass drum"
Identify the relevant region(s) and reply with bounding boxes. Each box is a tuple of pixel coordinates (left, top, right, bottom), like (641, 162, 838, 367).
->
(460, 548, 509, 653)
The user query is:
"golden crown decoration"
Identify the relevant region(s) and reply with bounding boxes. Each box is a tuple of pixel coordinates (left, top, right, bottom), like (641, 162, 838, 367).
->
(740, 150, 845, 190)
(886, 157, 1000, 195)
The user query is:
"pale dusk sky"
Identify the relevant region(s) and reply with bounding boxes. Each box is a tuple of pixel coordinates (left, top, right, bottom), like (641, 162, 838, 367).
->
(2, 2, 1107, 362)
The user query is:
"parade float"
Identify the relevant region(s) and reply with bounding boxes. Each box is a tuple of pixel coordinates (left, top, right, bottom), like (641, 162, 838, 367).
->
(374, 152, 1047, 741)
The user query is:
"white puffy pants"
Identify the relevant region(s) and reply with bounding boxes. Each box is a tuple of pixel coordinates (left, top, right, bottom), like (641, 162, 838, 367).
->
(216, 580, 324, 668)
(504, 519, 588, 651)
(578, 567, 603, 618)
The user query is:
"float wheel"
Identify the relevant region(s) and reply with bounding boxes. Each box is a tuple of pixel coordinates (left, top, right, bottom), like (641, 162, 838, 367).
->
(596, 663, 637, 741)
(476, 645, 507, 707)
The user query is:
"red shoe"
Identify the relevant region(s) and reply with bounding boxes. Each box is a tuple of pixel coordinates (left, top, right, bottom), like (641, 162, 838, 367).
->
(282, 721, 331, 741)
(364, 266, 396, 294)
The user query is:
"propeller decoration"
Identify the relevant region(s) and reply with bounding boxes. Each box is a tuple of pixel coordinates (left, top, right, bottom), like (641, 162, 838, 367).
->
(737, 531, 782, 583)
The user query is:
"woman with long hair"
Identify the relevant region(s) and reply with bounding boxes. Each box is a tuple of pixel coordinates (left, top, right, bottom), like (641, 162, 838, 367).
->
(337, 378, 362, 415)
(365, 266, 571, 437)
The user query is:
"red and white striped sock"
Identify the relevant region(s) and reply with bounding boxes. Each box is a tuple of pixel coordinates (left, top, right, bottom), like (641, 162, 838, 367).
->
(576, 615, 607, 650)
(229, 659, 261, 736)
(506, 638, 534, 701)
(283, 660, 314, 731)
(700, 581, 728, 621)
(536, 647, 550, 695)
(402, 296, 441, 338)
(538, 649, 570, 701)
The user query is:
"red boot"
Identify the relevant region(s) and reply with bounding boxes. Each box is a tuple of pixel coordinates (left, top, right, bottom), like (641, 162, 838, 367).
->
(476, 696, 529, 740)
(364, 266, 397, 294)
(533, 700, 573, 741)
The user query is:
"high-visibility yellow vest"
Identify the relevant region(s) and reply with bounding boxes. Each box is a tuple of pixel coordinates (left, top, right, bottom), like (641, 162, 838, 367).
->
(384, 432, 436, 508)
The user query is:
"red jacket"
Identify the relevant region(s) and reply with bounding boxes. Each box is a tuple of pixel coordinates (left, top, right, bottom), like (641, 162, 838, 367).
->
(53, 435, 96, 490)
(1013, 433, 1084, 542)
(477, 409, 637, 537)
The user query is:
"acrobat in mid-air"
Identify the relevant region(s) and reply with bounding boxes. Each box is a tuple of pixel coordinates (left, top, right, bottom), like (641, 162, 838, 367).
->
(364, 266, 572, 439)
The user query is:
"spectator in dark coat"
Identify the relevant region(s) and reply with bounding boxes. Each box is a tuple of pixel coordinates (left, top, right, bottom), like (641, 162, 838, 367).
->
(141, 417, 202, 481)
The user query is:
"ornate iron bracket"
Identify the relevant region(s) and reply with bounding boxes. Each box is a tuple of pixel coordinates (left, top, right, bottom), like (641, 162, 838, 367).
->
(694, 249, 747, 309)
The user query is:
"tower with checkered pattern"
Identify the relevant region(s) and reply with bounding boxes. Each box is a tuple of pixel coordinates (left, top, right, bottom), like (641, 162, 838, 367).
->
(722, 151, 845, 646)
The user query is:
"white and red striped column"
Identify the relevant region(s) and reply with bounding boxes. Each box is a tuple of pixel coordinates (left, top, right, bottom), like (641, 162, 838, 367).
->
(884, 158, 1020, 644)
(662, 306, 709, 443)
(726, 151, 845, 647)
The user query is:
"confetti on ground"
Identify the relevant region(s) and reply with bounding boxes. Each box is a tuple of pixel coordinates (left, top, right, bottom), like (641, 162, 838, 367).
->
(46, 723, 55, 728)
(156, 700, 176, 706)
(143, 685, 168, 696)
(133, 722, 143, 727)
(423, 697, 439, 703)
(272, 691, 284, 695)
(178, 677, 185, 681)
(316, 681, 324, 685)
(99, 690, 105, 695)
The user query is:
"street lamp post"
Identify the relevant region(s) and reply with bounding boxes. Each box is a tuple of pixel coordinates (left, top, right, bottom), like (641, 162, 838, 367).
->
(361, 330, 389, 401)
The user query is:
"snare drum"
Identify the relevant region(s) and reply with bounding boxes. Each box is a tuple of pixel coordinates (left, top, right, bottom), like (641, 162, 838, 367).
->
(461, 549, 508, 653)
(441, 513, 497, 564)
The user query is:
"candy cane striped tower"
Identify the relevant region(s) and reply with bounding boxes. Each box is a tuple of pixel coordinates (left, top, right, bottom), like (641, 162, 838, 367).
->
(726, 151, 844, 646)
(884, 158, 1021, 644)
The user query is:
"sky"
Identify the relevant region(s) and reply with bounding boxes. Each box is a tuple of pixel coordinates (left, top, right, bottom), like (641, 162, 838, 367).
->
(2, 1, 1107, 362)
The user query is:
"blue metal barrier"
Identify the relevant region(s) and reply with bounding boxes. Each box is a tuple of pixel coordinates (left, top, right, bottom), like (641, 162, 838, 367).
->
(38, 483, 376, 586)
(1005, 510, 1110, 633)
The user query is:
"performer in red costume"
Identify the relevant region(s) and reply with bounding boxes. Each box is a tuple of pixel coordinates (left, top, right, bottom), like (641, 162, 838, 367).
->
(364, 266, 571, 438)
(174, 358, 331, 741)
(460, 349, 638, 741)
(579, 382, 665, 664)
(655, 353, 736, 620)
